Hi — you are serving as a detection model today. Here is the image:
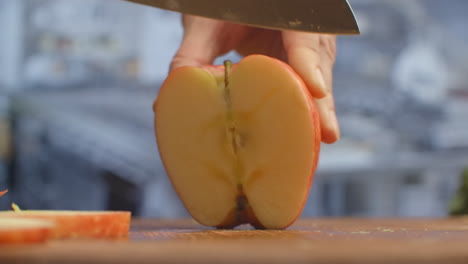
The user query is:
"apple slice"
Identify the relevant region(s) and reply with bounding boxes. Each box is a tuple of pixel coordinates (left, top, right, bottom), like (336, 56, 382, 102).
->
(154, 55, 321, 229)
(0, 210, 131, 240)
(0, 217, 54, 245)
(0, 190, 7, 197)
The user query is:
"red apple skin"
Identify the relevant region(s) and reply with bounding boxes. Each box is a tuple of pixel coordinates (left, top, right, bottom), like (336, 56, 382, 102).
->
(0, 190, 7, 197)
(154, 55, 321, 229)
(0, 217, 53, 245)
(0, 228, 50, 245)
(0, 211, 131, 240)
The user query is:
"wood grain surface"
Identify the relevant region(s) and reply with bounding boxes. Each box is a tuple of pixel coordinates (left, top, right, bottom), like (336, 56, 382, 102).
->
(1, 218, 468, 264)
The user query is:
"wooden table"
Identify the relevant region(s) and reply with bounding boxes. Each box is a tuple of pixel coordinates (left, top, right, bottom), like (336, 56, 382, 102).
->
(1, 218, 468, 263)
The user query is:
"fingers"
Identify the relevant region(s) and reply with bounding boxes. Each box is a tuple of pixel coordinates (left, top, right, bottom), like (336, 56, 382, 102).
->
(170, 15, 224, 71)
(315, 35, 339, 144)
(283, 32, 330, 98)
(282, 32, 339, 143)
(234, 29, 286, 60)
(314, 70, 340, 144)
(171, 15, 250, 71)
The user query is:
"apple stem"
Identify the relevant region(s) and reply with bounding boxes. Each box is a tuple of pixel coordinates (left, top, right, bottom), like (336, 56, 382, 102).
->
(223, 60, 243, 188)
(224, 60, 233, 108)
(224, 59, 238, 157)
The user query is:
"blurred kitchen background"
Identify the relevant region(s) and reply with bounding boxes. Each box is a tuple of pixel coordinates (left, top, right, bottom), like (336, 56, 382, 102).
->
(0, 0, 467, 219)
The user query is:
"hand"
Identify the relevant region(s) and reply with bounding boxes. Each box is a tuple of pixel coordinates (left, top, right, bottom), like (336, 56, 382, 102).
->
(171, 15, 339, 144)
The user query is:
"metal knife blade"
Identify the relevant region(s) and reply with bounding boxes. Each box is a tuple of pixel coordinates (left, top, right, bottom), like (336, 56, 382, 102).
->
(125, 0, 360, 35)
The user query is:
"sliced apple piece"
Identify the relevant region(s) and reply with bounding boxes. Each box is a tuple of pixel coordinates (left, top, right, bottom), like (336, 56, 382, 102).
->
(154, 55, 321, 229)
(0, 190, 7, 197)
(0, 210, 131, 240)
(0, 217, 54, 245)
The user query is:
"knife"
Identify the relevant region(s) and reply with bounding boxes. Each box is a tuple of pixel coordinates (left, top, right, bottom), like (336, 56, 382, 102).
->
(124, 0, 360, 35)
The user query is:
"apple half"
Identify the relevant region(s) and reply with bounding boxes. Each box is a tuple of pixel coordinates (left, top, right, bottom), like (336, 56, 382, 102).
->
(154, 55, 321, 229)
(0, 210, 131, 240)
(0, 217, 54, 245)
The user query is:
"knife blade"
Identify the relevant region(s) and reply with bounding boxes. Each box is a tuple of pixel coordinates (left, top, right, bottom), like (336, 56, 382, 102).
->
(125, 0, 360, 35)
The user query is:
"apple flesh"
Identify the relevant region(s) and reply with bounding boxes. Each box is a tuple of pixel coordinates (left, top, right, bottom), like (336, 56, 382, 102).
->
(0, 211, 131, 240)
(154, 55, 320, 229)
(0, 217, 54, 245)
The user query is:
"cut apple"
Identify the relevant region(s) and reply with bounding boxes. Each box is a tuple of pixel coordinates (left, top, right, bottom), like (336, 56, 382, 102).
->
(0, 217, 54, 245)
(0, 190, 7, 197)
(154, 55, 321, 229)
(0, 210, 131, 240)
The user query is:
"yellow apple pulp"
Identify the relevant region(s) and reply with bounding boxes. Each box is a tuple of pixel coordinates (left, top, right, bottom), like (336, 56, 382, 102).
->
(154, 55, 320, 229)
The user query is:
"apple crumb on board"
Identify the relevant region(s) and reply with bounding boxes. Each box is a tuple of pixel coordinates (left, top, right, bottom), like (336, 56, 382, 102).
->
(288, 19, 302, 27)
(11, 203, 21, 212)
(350, 231, 371, 234)
(376, 227, 395, 232)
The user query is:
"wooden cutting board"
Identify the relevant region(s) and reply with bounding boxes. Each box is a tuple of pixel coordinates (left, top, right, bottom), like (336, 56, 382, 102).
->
(1, 218, 468, 264)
